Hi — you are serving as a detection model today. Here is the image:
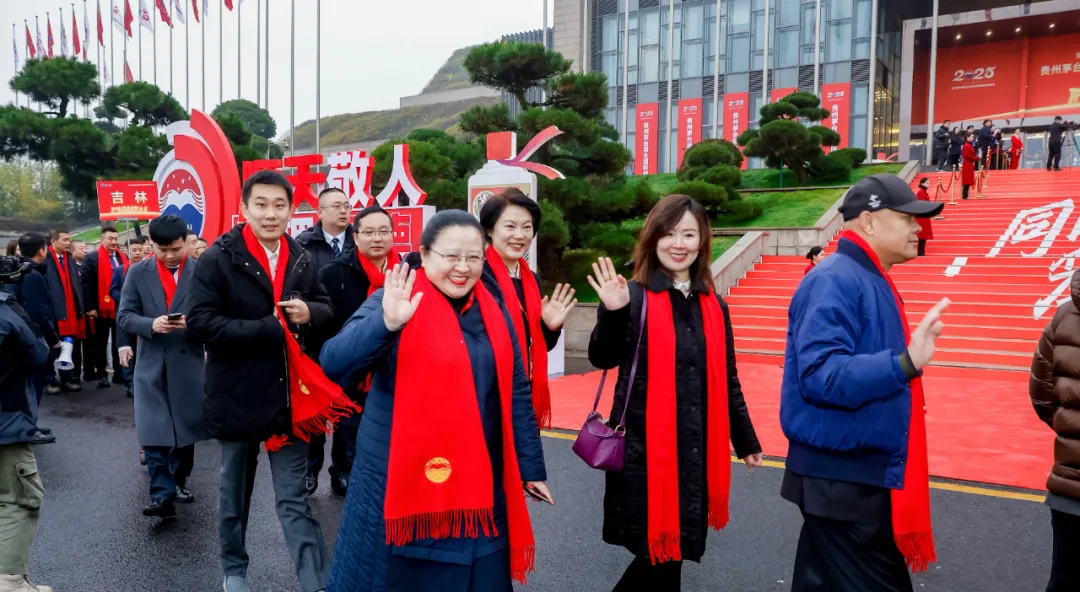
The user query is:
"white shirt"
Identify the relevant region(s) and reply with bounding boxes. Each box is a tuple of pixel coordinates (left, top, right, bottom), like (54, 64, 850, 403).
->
(323, 229, 346, 252)
(263, 242, 280, 281)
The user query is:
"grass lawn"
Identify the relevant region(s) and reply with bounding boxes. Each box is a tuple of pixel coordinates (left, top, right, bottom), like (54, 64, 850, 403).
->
(73, 221, 136, 242)
(717, 188, 845, 228)
(644, 162, 906, 194)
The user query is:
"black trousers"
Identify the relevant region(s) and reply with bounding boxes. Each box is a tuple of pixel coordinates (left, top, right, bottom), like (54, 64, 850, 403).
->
(85, 318, 120, 382)
(947, 154, 960, 170)
(1048, 509, 1080, 591)
(917, 239, 927, 257)
(612, 557, 682, 592)
(1048, 144, 1063, 170)
(962, 184, 971, 199)
(307, 411, 361, 480)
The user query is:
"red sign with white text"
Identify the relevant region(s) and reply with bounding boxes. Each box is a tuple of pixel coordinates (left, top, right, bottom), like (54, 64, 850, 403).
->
(821, 83, 851, 152)
(96, 180, 161, 220)
(722, 92, 750, 171)
(676, 98, 703, 168)
(635, 103, 659, 175)
(771, 87, 797, 103)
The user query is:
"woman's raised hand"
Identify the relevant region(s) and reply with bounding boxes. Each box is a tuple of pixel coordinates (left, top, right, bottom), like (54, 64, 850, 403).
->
(541, 283, 578, 330)
(586, 257, 630, 311)
(381, 264, 423, 332)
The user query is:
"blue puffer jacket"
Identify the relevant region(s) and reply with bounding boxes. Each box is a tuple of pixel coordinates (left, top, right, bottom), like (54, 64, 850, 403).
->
(320, 286, 546, 592)
(0, 292, 50, 445)
(780, 237, 915, 490)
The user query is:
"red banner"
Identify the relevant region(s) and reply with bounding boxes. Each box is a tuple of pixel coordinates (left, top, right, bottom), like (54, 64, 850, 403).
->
(635, 103, 659, 175)
(96, 180, 161, 220)
(771, 87, 797, 103)
(821, 83, 851, 152)
(676, 98, 703, 168)
(722, 92, 750, 170)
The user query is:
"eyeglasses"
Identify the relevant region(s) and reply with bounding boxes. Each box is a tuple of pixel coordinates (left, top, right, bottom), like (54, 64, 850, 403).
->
(429, 249, 483, 267)
(359, 230, 393, 238)
(321, 203, 350, 212)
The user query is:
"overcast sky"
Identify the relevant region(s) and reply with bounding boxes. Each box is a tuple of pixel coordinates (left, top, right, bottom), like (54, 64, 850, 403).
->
(1, 0, 552, 138)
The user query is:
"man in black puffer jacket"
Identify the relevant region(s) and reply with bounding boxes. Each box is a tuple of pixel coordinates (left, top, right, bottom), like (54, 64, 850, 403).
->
(186, 170, 334, 592)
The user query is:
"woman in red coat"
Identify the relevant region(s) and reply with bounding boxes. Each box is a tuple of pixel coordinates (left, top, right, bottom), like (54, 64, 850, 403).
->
(961, 133, 977, 199)
(916, 177, 934, 256)
(1009, 130, 1024, 170)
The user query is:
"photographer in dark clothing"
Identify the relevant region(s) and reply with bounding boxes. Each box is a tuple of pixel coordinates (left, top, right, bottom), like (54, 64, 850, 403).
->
(1048, 116, 1071, 172)
(977, 120, 995, 167)
(933, 121, 951, 170)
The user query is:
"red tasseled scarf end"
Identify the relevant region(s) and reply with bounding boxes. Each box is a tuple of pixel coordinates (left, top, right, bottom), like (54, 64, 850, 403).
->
(385, 508, 497, 547)
(510, 544, 536, 584)
(707, 495, 730, 531)
(647, 531, 682, 565)
(895, 531, 936, 573)
(263, 434, 289, 453)
(291, 400, 362, 443)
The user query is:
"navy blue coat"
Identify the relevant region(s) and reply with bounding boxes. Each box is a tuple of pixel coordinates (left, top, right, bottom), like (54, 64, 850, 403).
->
(780, 237, 915, 490)
(321, 287, 546, 592)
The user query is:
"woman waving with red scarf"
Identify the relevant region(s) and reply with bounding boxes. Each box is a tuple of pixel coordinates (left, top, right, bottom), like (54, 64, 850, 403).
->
(321, 210, 550, 592)
(588, 195, 762, 591)
(480, 189, 577, 429)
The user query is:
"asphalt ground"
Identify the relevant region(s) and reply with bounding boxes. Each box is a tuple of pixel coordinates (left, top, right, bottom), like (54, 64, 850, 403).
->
(28, 385, 1053, 592)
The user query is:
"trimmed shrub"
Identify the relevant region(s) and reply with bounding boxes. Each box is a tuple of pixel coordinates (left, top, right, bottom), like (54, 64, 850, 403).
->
(813, 152, 854, 182)
(831, 147, 868, 167)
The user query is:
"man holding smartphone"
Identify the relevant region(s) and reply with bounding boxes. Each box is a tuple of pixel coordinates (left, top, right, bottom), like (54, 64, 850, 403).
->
(116, 215, 207, 518)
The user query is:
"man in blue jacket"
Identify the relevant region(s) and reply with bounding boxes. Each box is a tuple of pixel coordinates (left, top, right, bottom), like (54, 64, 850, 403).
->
(109, 237, 147, 398)
(781, 174, 948, 591)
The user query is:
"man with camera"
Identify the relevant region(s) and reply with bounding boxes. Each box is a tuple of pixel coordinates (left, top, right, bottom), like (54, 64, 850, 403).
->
(1048, 116, 1072, 172)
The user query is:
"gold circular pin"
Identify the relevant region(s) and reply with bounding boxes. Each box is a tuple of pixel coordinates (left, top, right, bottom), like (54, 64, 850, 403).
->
(424, 457, 452, 483)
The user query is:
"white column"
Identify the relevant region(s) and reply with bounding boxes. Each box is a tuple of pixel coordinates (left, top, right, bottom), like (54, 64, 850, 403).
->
(665, 0, 675, 173)
(712, 0, 721, 138)
(289, 0, 295, 157)
(924, 0, 939, 166)
(865, 0, 878, 161)
(621, 0, 629, 147)
(762, 0, 770, 107)
(315, 0, 321, 157)
(813, 0, 821, 96)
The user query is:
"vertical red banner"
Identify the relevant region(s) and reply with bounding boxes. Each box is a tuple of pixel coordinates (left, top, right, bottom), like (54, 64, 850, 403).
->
(771, 87, 797, 103)
(722, 92, 750, 171)
(635, 103, 659, 175)
(676, 98, 703, 168)
(820, 83, 851, 152)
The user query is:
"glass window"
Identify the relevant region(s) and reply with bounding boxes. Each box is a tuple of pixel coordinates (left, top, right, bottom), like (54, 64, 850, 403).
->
(602, 53, 618, 85)
(855, 0, 871, 38)
(851, 117, 867, 149)
(685, 5, 704, 39)
(777, 29, 798, 67)
(705, 18, 716, 58)
(641, 46, 660, 82)
(852, 85, 868, 115)
(828, 0, 853, 21)
(629, 32, 639, 67)
(729, 36, 751, 72)
(752, 12, 764, 51)
(826, 21, 852, 62)
(642, 12, 661, 45)
(683, 43, 704, 77)
(750, 94, 764, 126)
(731, 0, 751, 34)
(602, 15, 619, 52)
(779, 0, 800, 27)
(802, 4, 817, 45)
(802, 46, 815, 66)
(854, 39, 869, 59)
(726, 73, 750, 93)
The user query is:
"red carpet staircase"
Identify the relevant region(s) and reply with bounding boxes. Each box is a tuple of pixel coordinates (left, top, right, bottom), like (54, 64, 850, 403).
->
(727, 168, 1080, 376)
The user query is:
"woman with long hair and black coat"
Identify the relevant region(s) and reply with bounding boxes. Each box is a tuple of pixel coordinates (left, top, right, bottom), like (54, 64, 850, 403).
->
(947, 127, 964, 171)
(320, 210, 551, 592)
(587, 194, 762, 591)
(480, 189, 577, 429)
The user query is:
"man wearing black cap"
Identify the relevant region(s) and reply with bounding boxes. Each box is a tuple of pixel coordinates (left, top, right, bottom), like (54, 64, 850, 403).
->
(780, 174, 950, 591)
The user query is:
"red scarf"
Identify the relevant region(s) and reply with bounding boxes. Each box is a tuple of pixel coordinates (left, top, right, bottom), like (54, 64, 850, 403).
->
(484, 246, 551, 429)
(96, 245, 129, 319)
(386, 269, 535, 583)
(645, 287, 730, 564)
(358, 249, 400, 297)
(240, 224, 360, 447)
(838, 230, 936, 571)
(49, 247, 79, 337)
(156, 255, 186, 309)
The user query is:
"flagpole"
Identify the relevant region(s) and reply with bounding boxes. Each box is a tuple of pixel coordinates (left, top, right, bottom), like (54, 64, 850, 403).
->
(315, 0, 320, 157)
(219, 0, 222, 106)
(256, 0, 260, 107)
(138, 2, 142, 79)
(201, 3, 206, 110)
(109, 6, 113, 88)
(169, 2, 173, 94)
(264, 0, 268, 113)
(123, 5, 127, 83)
(60, 8, 65, 59)
(152, 1, 156, 85)
(290, 0, 294, 157)
(237, 0, 241, 99)
(185, 2, 188, 109)
(13, 23, 19, 108)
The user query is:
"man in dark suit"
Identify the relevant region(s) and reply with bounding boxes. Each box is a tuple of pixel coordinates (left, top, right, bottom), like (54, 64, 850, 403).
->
(1048, 116, 1069, 172)
(933, 120, 950, 170)
(80, 226, 129, 390)
(977, 119, 995, 166)
(44, 228, 84, 392)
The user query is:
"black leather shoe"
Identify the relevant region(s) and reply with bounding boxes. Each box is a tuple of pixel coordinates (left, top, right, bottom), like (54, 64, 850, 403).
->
(305, 475, 318, 496)
(96, 377, 111, 389)
(142, 499, 176, 517)
(61, 382, 82, 392)
(36, 427, 52, 436)
(126, 387, 134, 398)
(175, 486, 194, 503)
(330, 474, 348, 496)
(28, 430, 56, 444)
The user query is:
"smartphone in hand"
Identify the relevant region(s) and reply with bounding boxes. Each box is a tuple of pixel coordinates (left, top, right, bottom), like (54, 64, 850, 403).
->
(166, 313, 183, 322)
(523, 483, 554, 504)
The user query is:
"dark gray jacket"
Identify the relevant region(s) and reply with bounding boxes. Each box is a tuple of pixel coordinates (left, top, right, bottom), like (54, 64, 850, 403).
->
(0, 292, 50, 445)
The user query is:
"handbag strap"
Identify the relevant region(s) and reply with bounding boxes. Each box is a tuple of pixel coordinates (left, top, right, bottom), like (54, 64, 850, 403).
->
(590, 290, 648, 429)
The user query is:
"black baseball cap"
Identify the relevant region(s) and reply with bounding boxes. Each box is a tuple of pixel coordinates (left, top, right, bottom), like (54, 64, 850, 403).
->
(839, 174, 943, 221)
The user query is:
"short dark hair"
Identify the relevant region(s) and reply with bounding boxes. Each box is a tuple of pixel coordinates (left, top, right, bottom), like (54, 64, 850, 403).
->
(318, 186, 347, 203)
(419, 210, 483, 251)
(5, 240, 17, 256)
(806, 246, 824, 261)
(241, 170, 293, 205)
(1055, 116, 1064, 121)
(943, 120, 950, 124)
(185, 229, 198, 239)
(100, 225, 119, 235)
(918, 176, 930, 186)
(48, 228, 70, 241)
(18, 232, 48, 258)
(983, 119, 992, 125)
(966, 125, 974, 130)
(149, 214, 190, 245)
(631, 194, 713, 289)
(128, 236, 148, 246)
(478, 188, 541, 240)
(353, 204, 393, 232)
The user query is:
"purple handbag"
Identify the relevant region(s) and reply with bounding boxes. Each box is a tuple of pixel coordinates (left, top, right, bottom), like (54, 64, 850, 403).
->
(572, 296, 647, 472)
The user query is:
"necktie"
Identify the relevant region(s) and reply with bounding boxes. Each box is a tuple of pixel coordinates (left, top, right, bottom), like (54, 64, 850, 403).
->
(331, 237, 341, 257)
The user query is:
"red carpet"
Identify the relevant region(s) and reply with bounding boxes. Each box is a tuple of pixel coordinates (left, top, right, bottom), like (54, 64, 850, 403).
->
(549, 362, 1053, 491)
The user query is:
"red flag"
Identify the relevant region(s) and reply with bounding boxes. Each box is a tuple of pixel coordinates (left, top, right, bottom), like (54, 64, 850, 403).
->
(156, 0, 172, 27)
(124, 60, 133, 83)
(190, 0, 199, 23)
(73, 11, 81, 56)
(124, 0, 134, 36)
(97, 2, 105, 45)
(25, 24, 35, 59)
(224, 0, 233, 10)
(47, 16, 54, 57)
